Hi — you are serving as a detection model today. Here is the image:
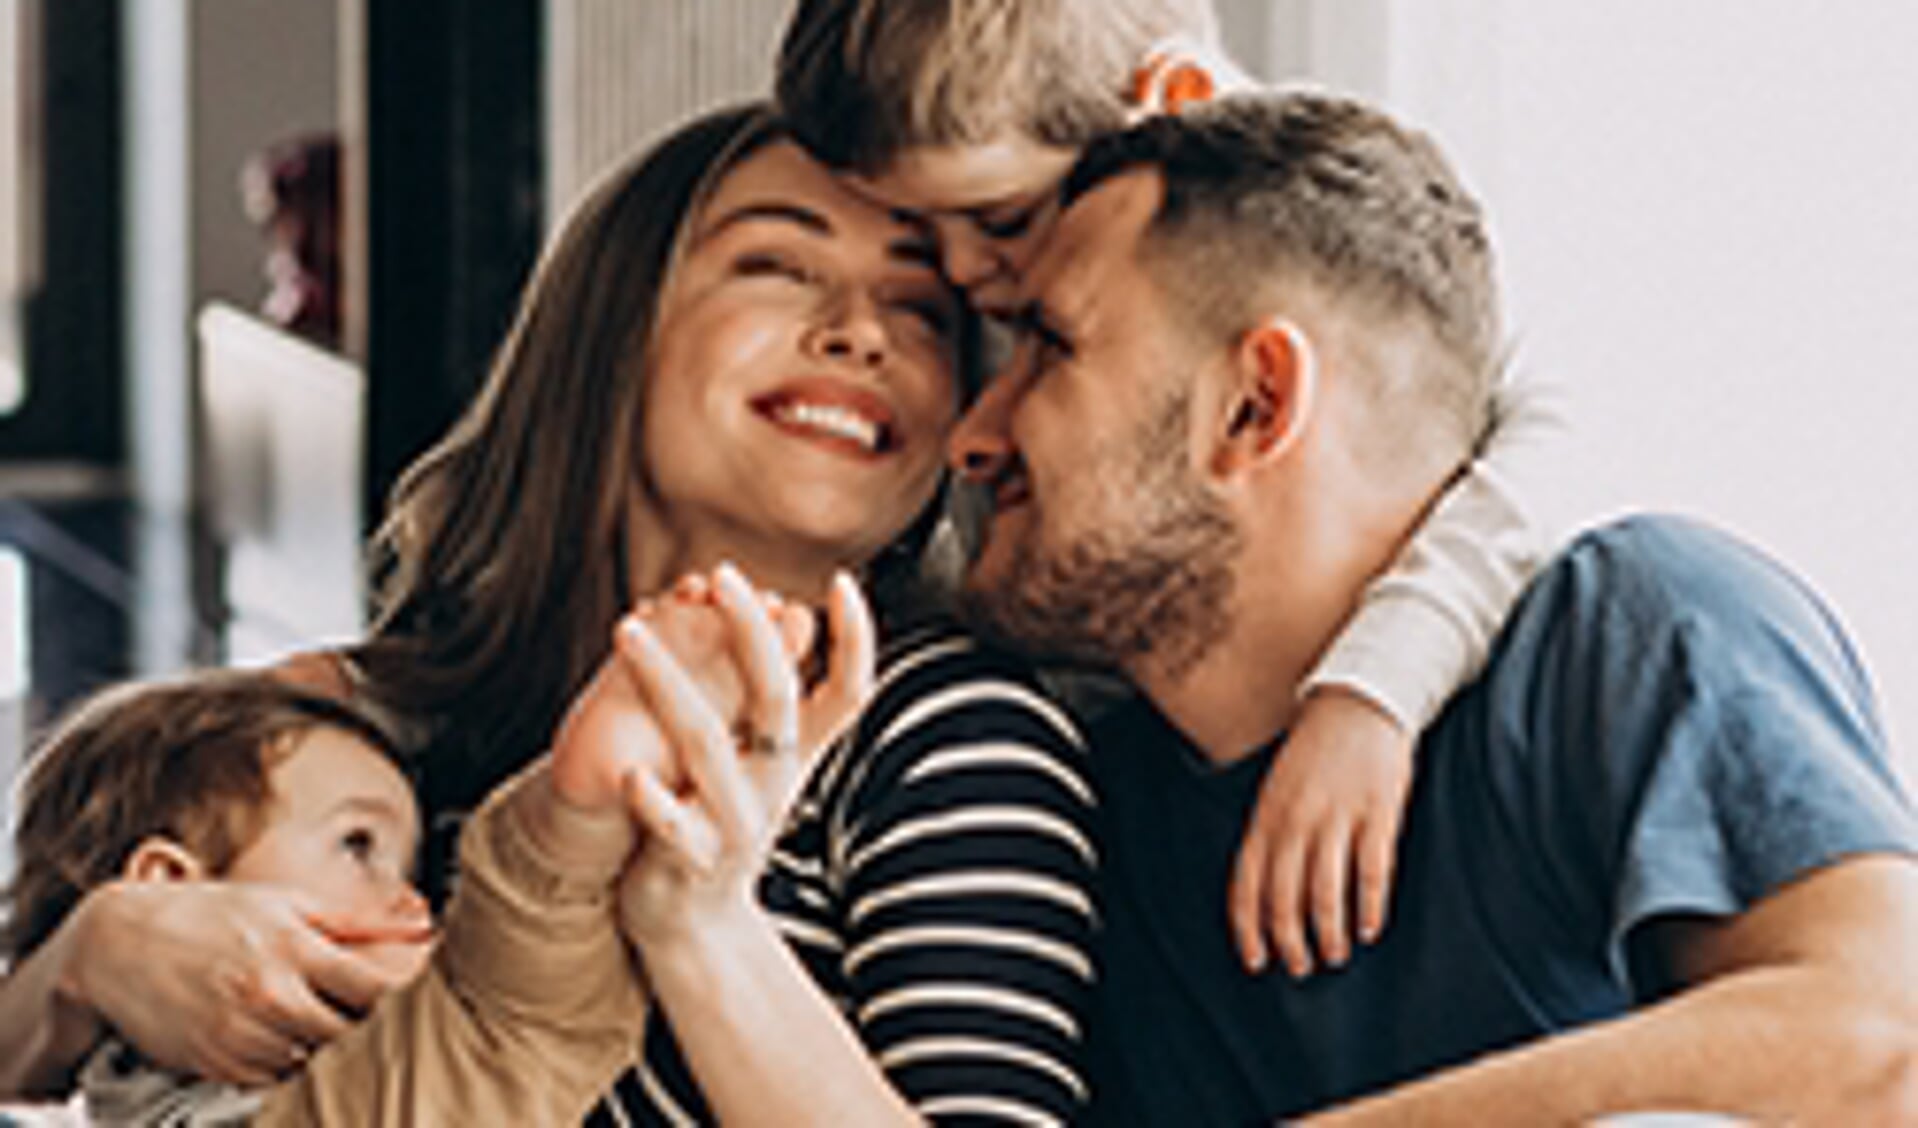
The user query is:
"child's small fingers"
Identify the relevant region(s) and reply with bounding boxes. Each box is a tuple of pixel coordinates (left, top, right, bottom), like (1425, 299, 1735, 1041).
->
(1356, 812, 1401, 945)
(1265, 835, 1313, 979)
(1227, 835, 1273, 973)
(673, 573, 709, 602)
(1308, 827, 1354, 969)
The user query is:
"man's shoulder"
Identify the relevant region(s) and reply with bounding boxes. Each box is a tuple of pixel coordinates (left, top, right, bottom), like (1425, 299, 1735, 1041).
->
(1482, 513, 1873, 704)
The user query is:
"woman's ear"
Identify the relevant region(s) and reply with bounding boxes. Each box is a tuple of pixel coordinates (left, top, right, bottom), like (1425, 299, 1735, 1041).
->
(1210, 317, 1317, 479)
(123, 836, 210, 884)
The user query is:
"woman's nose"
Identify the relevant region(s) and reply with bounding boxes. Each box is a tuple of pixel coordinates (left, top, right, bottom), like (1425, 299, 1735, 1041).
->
(802, 289, 888, 369)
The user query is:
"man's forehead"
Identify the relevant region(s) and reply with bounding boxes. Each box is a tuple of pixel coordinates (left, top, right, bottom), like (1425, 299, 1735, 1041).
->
(1029, 166, 1165, 286)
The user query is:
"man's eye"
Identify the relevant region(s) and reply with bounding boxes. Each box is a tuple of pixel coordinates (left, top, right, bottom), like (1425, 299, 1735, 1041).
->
(1027, 314, 1072, 363)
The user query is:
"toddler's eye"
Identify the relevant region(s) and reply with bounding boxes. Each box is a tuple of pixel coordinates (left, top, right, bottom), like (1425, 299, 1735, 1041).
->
(975, 208, 1036, 242)
(341, 827, 378, 861)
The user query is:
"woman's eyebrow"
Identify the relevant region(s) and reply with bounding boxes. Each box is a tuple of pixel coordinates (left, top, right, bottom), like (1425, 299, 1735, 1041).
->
(701, 200, 832, 241)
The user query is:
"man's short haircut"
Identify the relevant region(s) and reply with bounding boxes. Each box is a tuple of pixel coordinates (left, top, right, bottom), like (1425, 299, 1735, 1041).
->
(1064, 91, 1503, 467)
(1, 670, 398, 963)
(776, 0, 1218, 173)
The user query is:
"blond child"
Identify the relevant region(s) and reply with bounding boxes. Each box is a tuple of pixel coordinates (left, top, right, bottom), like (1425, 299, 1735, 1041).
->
(775, 0, 1565, 977)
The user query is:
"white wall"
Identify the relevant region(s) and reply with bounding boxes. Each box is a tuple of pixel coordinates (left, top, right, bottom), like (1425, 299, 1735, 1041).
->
(1312, 2, 1918, 768)
(190, 0, 338, 315)
(546, 0, 787, 225)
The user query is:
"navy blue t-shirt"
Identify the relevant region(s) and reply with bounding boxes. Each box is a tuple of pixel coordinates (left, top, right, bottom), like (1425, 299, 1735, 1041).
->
(1087, 515, 1916, 1125)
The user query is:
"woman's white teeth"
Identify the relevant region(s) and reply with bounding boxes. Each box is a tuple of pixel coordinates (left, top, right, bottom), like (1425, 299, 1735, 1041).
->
(775, 401, 882, 451)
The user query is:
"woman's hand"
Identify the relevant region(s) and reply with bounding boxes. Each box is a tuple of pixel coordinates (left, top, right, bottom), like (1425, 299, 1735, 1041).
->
(613, 566, 875, 947)
(548, 572, 817, 816)
(60, 878, 419, 1086)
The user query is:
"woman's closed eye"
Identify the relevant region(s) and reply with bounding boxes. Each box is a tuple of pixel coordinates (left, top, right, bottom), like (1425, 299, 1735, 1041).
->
(733, 250, 818, 284)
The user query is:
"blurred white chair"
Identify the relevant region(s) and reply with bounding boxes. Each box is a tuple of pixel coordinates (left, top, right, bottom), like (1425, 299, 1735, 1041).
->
(196, 303, 364, 664)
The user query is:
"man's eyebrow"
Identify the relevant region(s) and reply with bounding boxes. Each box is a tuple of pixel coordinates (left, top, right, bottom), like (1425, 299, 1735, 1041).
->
(700, 200, 832, 241)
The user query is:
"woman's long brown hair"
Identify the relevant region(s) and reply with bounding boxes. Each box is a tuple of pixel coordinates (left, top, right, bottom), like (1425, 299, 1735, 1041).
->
(347, 104, 791, 818)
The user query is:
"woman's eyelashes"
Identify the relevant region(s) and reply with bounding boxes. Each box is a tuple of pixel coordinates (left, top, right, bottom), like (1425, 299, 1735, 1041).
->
(733, 249, 817, 284)
(733, 243, 955, 348)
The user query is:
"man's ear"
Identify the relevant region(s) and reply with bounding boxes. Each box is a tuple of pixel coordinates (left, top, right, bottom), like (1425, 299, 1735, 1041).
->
(123, 836, 210, 883)
(1210, 317, 1317, 478)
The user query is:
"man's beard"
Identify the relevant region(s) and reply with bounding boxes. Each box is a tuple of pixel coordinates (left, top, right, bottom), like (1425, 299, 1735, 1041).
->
(961, 394, 1242, 682)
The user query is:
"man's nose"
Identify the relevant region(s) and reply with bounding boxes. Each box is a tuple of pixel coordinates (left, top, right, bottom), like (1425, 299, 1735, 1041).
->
(947, 369, 1020, 483)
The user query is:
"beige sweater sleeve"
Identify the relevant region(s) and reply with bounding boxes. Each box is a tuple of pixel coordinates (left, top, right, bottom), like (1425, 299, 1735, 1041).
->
(253, 764, 643, 1127)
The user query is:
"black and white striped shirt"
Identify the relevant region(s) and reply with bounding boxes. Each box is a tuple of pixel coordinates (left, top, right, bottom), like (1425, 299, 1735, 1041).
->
(592, 623, 1099, 1126)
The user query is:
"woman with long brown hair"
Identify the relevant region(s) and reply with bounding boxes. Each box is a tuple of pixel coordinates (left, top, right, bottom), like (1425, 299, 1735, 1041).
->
(1, 103, 1098, 1124)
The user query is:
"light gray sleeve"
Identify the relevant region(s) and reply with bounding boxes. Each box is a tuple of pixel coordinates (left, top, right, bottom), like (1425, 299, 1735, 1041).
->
(1302, 372, 1572, 731)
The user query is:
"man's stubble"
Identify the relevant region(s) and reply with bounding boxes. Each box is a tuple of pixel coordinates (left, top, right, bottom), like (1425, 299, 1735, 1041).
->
(961, 389, 1242, 682)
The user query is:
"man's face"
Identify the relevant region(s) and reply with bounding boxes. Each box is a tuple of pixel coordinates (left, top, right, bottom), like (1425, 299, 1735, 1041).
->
(947, 167, 1241, 675)
(849, 134, 1078, 311)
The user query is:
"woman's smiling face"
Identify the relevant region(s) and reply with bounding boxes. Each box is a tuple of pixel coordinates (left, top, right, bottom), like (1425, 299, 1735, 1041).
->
(639, 139, 965, 571)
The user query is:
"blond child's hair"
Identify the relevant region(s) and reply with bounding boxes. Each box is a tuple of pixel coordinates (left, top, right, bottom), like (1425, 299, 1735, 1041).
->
(1, 670, 398, 962)
(775, 0, 1221, 172)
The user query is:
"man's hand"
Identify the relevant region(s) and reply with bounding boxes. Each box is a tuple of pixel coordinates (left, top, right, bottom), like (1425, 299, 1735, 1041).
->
(1228, 689, 1416, 976)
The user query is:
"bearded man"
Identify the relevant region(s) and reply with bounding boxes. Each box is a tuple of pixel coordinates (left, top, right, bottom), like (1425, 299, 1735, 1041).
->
(947, 91, 1918, 1125)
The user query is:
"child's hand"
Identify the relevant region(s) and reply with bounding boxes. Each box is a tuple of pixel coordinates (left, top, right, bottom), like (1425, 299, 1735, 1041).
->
(1227, 689, 1415, 977)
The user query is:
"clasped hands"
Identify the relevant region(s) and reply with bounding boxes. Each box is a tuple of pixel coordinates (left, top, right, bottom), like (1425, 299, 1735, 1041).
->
(544, 562, 876, 947)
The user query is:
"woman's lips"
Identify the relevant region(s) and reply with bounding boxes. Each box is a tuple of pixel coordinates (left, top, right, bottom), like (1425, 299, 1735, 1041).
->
(751, 379, 899, 458)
